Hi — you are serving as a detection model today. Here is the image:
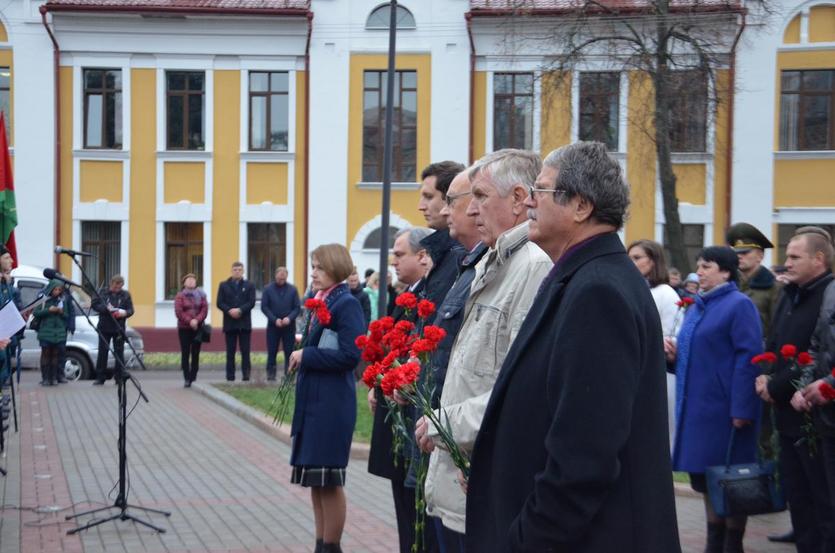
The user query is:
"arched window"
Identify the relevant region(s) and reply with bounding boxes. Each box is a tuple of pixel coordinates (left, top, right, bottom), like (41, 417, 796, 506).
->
(363, 226, 400, 250)
(366, 4, 416, 30)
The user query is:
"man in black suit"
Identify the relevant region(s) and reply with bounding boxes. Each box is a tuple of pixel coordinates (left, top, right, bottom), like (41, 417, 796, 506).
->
(217, 261, 256, 382)
(466, 142, 681, 552)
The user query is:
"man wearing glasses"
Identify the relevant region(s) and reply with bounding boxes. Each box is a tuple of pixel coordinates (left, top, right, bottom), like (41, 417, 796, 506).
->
(465, 142, 681, 552)
(416, 149, 552, 551)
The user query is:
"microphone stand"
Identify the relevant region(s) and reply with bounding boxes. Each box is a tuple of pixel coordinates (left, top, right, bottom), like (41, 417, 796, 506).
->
(56, 257, 170, 534)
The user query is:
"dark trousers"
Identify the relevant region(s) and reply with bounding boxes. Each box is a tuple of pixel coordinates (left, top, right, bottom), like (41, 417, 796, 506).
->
(266, 327, 294, 379)
(433, 516, 465, 553)
(95, 332, 124, 381)
(823, 436, 835, 523)
(224, 330, 251, 381)
(40, 343, 64, 384)
(779, 434, 835, 553)
(392, 479, 417, 553)
(177, 328, 202, 383)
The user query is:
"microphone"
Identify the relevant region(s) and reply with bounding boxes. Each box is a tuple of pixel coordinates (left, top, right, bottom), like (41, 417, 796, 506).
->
(43, 268, 82, 288)
(55, 246, 92, 257)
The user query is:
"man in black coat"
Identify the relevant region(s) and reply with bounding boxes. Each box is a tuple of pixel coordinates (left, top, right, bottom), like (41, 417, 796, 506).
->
(217, 261, 256, 382)
(260, 266, 300, 381)
(466, 142, 681, 552)
(756, 227, 835, 552)
(92, 274, 134, 385)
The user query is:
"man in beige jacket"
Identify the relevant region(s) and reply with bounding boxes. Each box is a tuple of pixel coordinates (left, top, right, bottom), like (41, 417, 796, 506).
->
(415, 149, 552, 548)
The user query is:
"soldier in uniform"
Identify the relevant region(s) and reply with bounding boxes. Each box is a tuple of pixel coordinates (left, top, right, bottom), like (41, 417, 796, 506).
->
(727, 222, 792, 544)
(726, 222, 780, 337)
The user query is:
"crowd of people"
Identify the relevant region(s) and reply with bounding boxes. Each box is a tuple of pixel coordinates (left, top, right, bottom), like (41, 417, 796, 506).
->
(286, 143, 835, 553)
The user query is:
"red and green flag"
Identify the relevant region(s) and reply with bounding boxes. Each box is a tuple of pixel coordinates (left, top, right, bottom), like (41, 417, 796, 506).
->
(0, 112, 17, 267)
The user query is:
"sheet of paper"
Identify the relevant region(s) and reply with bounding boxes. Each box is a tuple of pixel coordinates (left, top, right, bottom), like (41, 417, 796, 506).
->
(0, 300, 26, 340)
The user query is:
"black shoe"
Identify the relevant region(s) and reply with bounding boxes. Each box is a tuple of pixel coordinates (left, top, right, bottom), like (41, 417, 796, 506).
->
(242, 377, 250, 382)
(184, 381, 191, 388)
(57, 378, 68, 384)
(93, 380, 105, 386)
(226, 378, 235, 382)
(40, 380, 47, 386)
(767, 530, 795, 543)
(267, 376, 276, 382)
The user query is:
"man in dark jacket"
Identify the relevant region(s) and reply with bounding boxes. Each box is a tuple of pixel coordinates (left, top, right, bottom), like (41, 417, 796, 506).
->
(217, 261, 256, 382)
(92, 274, 134, 385)
(260, 266, 300, 381)
(466, 142, 681, 552)
(727, 222, 780, 337)
(757, 227, 835, 552)
(347, 269, 371, 329)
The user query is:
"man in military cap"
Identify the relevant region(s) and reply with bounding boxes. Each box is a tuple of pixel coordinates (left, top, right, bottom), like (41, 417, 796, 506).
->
(727, 222, 780, 337)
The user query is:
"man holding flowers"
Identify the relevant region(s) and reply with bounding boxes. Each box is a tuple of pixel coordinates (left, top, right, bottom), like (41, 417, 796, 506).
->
(756, 227, 835, 552)
(415, 149, 552, 548)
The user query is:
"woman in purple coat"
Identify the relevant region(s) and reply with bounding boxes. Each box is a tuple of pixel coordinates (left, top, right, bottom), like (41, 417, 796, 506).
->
(665, 246, 762, 553)
(287, 244, 364, 553)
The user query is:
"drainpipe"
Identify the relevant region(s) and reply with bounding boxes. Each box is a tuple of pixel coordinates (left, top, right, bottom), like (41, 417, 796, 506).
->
(466, 12, 476, 164)
(40, 6, 61, 269)
(303, 11, 313, 286)
(725, 10, 746, 234)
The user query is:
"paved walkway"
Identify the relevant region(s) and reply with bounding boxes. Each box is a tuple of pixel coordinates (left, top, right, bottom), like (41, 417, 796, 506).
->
(1, 370, 794, 553)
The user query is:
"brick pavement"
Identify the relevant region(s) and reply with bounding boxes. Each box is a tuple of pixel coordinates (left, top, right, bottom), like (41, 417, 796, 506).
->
(1, 370, 796, 553)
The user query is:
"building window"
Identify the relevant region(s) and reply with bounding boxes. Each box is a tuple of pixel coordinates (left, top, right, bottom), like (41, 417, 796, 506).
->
(247, 223, 287, 299)
(83, 69, 122, 149)
(669, 72, 707, 153)
(362, 70, 417, 182)
(780, 70, 835, 151)
(362, 226, 400, 250)
(579, 72, 620, 151)
(493, 73, 534, 151)
(777, 224, 835, 264)
(166, 71, 205, 150)
(366, 4, 416, 29)
(81, 221, 122, 290)
(165, 223, 203, 299)
(249, 72, 289, 151)
(0, 67, 9, 140)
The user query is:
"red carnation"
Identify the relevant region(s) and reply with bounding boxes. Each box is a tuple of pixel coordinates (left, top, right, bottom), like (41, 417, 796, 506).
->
(378, 316, 395, 332)
(418, 299, 436, 320)
(423, 325, 447, 344)
(676, 297, 695, 308)
(380, 370, 398, 396)
(395, 292, 418, 310)
(752, 352, 778, 365)
(362, 363, 384, 389)
(780, 344, 798, 360)
(398, 361, 421, 386)
(355, 335, 368, 349)
(410, 338, 438, 357)
(361, 341, 384, 363)
(316, 306, 332, 327)
(395, 320, 415, 334)
(797, 352, 814, 366)
(820, 382, 835, 402)
(305, 298, 324, 311)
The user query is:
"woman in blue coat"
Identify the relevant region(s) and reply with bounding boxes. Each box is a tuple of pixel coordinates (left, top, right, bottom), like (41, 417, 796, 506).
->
(287, 243, 364, 553)
(665, 246, 762, 553)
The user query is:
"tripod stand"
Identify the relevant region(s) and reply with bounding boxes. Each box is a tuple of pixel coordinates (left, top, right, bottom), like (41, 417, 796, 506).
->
(49, 260, 170, 534)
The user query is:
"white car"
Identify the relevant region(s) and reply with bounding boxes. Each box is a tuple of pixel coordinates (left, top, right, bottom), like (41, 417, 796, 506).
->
(11, 265, 144, 381)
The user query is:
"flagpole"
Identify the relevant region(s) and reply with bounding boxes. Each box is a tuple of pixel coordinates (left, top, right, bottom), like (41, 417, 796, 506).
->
(377, 0, 398, 319)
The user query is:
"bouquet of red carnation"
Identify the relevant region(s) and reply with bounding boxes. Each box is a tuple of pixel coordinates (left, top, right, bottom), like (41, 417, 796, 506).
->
(270, 298, 331, 426)
(752, 351, 781, 460)
(781, 345, 819, 455)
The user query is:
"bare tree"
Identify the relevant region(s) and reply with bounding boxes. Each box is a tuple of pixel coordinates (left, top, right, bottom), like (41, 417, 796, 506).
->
(475, 0, 748, 271)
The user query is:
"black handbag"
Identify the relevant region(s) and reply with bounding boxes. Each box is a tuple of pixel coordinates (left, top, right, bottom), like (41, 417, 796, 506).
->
(198, 323, 212, 343)
(705, 428, 786, 518)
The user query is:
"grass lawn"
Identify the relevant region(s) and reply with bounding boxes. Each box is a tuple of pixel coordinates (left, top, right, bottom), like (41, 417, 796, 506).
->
(673, 472, 691, 484)
(215, 382, 374, 443)
(144, 352, 271, 368)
